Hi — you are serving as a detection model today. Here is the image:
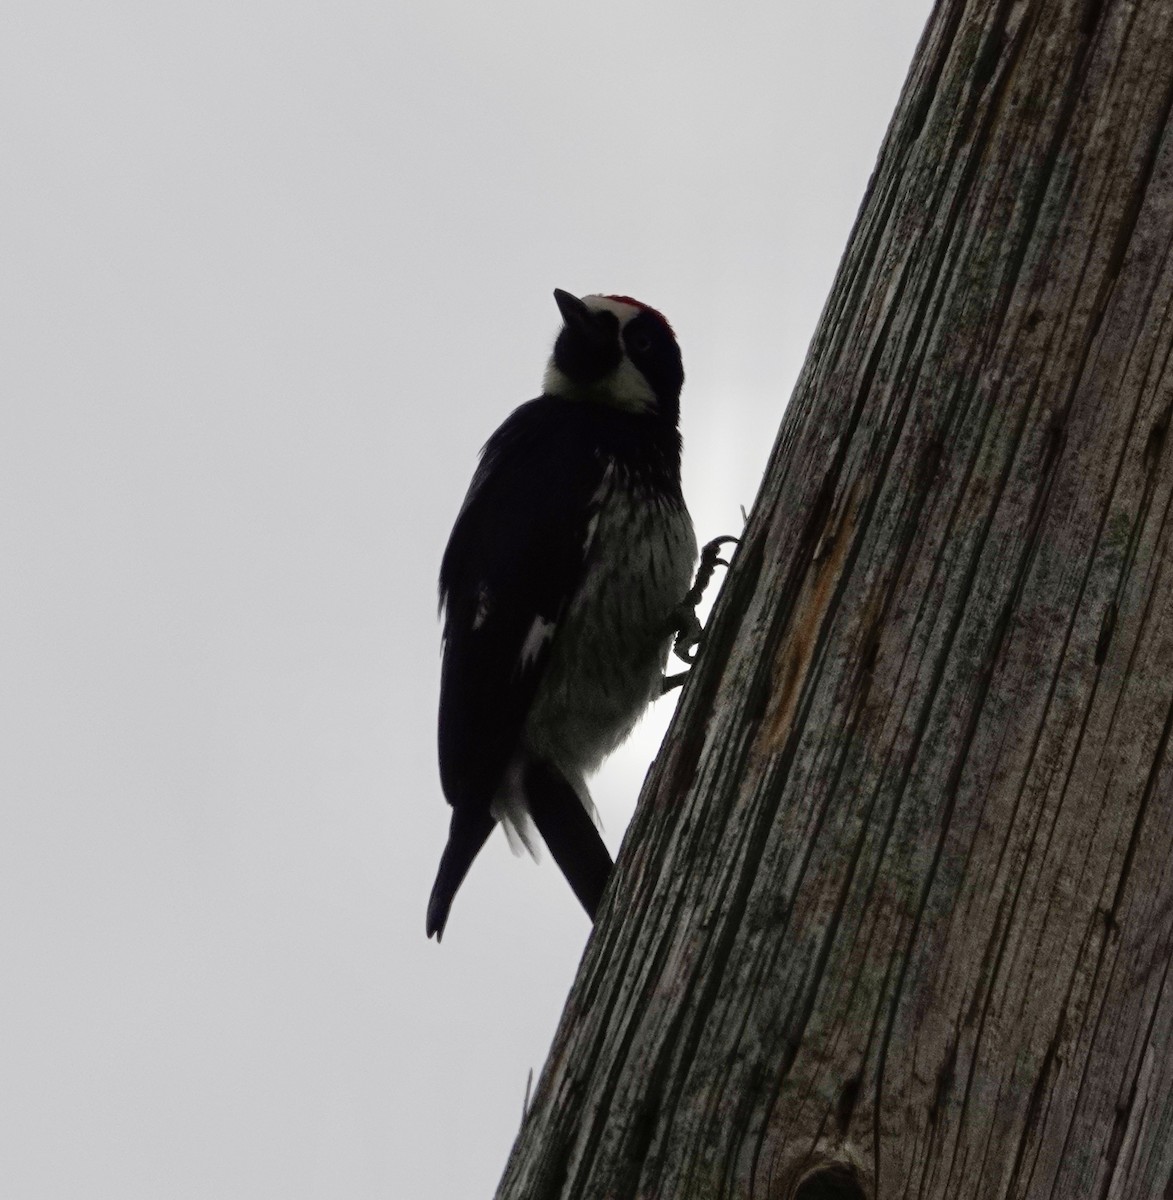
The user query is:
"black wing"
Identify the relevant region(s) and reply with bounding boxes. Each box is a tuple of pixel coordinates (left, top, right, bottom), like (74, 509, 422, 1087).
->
(437, 397, 611, 815)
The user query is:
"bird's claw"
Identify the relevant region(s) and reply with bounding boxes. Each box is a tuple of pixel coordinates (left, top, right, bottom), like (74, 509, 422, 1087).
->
(673, 608, 704, 665)
(667, 534, 738, 668)
(682, 536, 738, 611)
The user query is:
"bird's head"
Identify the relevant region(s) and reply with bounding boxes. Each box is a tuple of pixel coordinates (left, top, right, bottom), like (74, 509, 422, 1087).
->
(543, 289, 684, 424)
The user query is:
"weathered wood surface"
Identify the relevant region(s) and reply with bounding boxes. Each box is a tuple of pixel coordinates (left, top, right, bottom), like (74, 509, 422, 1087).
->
(498, 1, 1173, 1196)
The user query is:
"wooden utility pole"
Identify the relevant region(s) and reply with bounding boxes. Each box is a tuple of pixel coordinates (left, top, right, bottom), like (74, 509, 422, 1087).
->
(499, 1, 1173, 1196)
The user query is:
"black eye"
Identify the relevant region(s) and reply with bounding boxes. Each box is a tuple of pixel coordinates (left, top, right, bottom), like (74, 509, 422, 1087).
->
(629, 331, 652, 353)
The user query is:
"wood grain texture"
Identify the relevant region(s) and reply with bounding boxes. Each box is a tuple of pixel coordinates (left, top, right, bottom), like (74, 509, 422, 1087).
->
(497, 2, 1173, 1196)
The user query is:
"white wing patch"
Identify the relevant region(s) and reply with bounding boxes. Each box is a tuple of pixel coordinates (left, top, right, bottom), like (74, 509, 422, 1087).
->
(471, 583, 491, 630)
(519, 615, 557, 666)
(512, 463, 611, 671)
(583, 459, 614, 549)
(589, 459, 615, 507)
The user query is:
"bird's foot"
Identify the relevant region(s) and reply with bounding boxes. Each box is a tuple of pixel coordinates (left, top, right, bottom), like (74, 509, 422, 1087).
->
(668, 535, 737, 666)
(661, 671, 689, 695)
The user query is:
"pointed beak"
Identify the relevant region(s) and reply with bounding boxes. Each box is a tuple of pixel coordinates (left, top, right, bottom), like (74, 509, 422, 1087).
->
(553, 288, 613, 352)
(553, 287, 589, 325)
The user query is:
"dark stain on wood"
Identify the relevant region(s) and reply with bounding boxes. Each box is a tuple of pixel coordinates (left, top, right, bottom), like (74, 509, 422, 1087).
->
(624, 1090, 659, 1173)
(1080, 0, 1105, 38)
(859, 623, 881, 680)
(916, 433, 945, 494)
(1006, 1012, 1066, 1191)
(1103, 1082, 1139, 1188)
(973, 26, 1005, 92)
(836, 1074, 862, 1135)
(1041, 411, 1066, 474)
(927, 1038, 959, 1127)
(1145, 404, 1171, 474)
(1094, 599, 1117, 665)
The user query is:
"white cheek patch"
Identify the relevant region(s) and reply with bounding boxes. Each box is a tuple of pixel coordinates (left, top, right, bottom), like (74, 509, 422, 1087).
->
(542, 361, 576, 399)
(542, 357, 658, 414)
(542, 295, 658, 413)
(604, 357, 658, 412)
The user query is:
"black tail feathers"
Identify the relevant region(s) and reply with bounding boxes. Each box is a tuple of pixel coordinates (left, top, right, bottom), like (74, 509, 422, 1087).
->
(426, 760, 615, 940)
(525, 759, 614, 921)
(426, 808, 495, 941)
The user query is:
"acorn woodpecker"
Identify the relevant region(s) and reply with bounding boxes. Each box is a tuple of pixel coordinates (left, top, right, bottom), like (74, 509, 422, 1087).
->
(427, 288, 701, 941)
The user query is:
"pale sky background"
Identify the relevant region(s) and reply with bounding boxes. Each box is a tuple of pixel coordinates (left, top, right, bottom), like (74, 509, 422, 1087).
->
(2, 2, 933, 1196)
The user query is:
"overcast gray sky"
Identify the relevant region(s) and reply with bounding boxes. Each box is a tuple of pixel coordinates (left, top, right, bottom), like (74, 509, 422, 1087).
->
(2, 2, 933, 1196)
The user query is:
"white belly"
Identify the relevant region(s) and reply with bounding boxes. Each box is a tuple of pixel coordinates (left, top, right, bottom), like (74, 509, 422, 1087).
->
(522, 472, 696, 787)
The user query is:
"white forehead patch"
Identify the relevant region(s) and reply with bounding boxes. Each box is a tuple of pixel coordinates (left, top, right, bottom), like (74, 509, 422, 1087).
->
(543, 293, 657, 413)
(580, 295, 642, 327)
